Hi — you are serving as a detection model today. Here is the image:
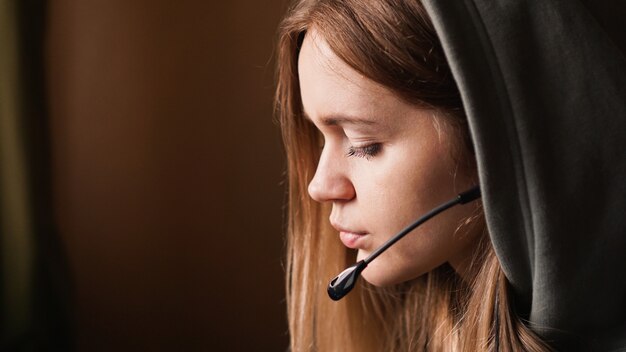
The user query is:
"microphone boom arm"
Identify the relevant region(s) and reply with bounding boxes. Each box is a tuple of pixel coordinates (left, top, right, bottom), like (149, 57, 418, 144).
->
(327, 186, 481, 301)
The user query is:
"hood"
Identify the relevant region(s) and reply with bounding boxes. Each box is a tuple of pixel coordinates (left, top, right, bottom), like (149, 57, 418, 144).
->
(423, 1, 626, 350)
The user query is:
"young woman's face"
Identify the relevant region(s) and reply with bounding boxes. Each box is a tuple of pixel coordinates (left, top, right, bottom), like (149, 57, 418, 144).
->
(298, 29, 481, 286)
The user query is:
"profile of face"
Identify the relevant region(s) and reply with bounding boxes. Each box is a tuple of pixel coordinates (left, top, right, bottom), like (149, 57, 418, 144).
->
(298, 29, 481, 286)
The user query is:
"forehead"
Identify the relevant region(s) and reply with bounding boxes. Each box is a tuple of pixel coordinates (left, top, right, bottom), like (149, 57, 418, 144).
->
(297, 29, 398, 120)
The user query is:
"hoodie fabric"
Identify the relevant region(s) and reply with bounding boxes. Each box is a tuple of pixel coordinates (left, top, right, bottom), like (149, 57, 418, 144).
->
(422, 1, 626, 350)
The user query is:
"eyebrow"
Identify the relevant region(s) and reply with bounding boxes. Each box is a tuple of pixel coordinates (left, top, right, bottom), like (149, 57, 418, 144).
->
(302, 111, 378, 126)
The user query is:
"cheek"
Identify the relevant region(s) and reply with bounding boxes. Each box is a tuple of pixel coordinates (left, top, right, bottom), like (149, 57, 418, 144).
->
(358, 141, 459, 216)
(352, 135, 477, 285)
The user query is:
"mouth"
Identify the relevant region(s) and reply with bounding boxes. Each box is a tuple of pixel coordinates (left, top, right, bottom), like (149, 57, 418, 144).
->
(339, 231, 368, 249)
(331, 221, 368, 249)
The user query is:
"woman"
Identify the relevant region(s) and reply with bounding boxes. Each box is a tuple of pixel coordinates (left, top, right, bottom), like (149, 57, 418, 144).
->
(275, 0, 626, 351)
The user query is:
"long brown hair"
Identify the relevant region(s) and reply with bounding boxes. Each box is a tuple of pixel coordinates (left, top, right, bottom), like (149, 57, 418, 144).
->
(275, 0, 551, 350)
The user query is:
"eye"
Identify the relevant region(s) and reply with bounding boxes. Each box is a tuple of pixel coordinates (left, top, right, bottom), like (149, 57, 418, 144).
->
(347, 143, 382, 159)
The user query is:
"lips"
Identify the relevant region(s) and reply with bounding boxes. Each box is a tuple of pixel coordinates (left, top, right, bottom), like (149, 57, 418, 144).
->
(339, 231, 367, 248)
(331, 221, 368, 249)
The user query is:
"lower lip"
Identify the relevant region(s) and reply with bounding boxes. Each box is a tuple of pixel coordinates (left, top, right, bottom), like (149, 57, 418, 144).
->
(339, 231, 367, 249)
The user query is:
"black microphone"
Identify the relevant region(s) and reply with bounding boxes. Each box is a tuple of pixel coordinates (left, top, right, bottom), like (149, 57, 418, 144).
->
(327, 186, 481, 301)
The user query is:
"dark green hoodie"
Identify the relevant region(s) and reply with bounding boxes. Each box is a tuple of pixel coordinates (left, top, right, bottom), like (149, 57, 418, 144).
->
(423, 1, 626, 350)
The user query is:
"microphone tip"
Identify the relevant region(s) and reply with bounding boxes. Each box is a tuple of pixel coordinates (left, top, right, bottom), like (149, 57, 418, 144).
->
(327, 260, 367, 301)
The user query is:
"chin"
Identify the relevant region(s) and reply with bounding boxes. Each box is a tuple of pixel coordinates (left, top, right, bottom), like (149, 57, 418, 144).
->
(361, 264, 425, 287)
(360, 270, 396, 287)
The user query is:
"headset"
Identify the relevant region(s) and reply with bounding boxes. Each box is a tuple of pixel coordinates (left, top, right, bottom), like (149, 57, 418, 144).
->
(327, 186, 481, 301)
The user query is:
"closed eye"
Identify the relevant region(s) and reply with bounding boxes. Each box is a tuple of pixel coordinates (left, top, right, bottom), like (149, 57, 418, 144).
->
(347, 143, 382, 159)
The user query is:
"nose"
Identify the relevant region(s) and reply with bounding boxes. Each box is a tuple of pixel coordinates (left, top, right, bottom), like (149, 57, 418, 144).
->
(308, 148, 355, 203)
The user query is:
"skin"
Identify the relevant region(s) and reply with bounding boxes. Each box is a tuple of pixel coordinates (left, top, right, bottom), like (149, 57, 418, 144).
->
(298, 29, 481, 286)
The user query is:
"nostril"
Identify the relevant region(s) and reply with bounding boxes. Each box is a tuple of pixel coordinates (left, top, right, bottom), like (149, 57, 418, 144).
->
(308, 175, 355, 203)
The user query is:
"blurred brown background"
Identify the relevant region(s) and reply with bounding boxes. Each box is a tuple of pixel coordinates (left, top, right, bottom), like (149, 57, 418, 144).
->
(44, 0, 288, 350)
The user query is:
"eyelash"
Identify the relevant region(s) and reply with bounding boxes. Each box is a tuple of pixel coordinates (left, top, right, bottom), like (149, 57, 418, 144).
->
(347, 143, 382, 159)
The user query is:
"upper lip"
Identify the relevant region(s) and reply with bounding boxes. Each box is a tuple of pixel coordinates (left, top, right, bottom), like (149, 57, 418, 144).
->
(330, 220, 367, 235)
